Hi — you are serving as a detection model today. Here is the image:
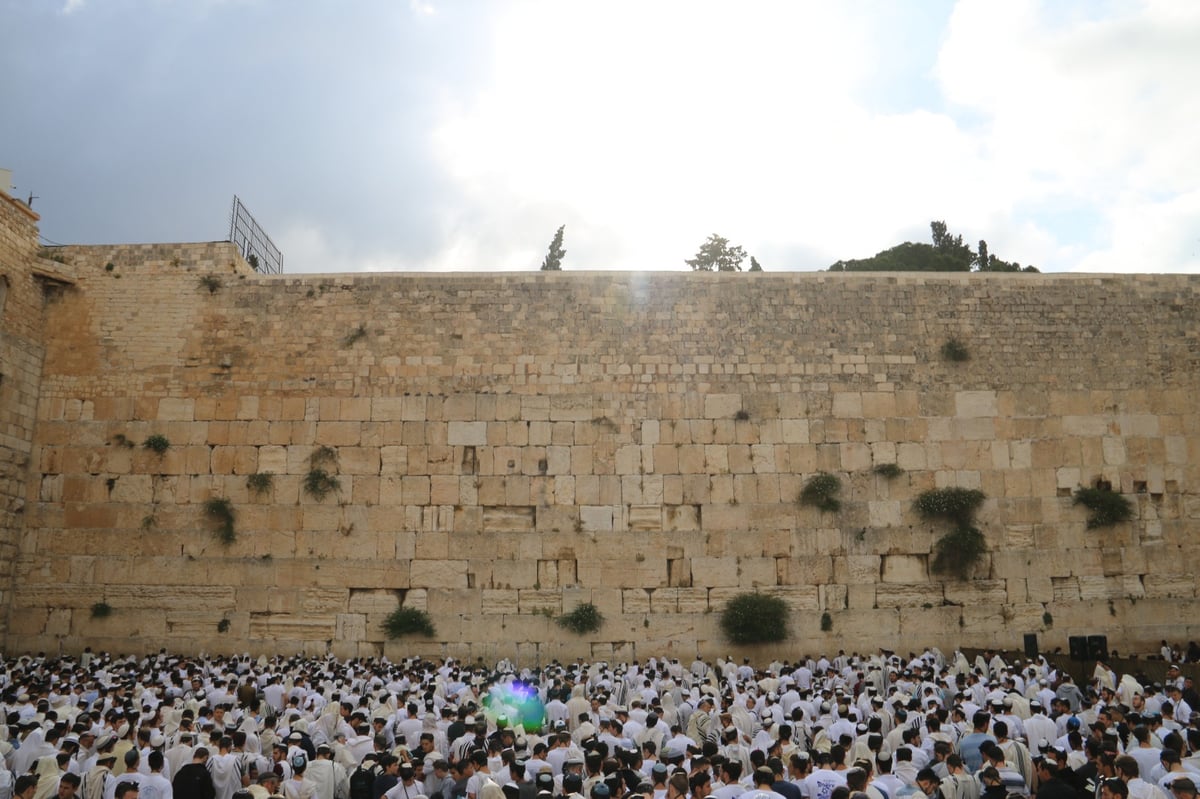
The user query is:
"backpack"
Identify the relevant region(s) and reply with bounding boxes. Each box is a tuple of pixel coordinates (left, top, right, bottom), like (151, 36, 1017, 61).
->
(349, 762, 380, 799)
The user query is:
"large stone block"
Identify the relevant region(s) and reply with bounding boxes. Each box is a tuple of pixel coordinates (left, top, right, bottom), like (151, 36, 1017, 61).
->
(874, 583, 944, 608)
(880, 555, 926, 583)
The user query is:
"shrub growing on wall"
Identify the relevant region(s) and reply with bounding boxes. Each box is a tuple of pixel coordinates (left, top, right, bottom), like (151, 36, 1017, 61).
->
(914, 487, 987, 579)
(557, 602, 604, 634)
(1073, 485, 1133, 528)
(720, 592, 789, 644)
(800, 473, 842, 512)
(930, 526, 987, 577)
(914, 487, 985, 527)
(382, 606, 436, 638)
(203, 497, 236, 544)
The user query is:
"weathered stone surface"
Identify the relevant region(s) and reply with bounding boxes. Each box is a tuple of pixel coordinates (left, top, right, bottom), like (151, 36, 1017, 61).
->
(878, 554, 925, 583)
(2, 223, 1197, 657)
(875, 583, 944, 608)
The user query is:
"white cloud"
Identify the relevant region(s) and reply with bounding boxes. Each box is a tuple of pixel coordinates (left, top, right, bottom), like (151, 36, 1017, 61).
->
(422, 0, 1200, 274)
(936, 0, 1200, 271)
(59, 0, 86, 15)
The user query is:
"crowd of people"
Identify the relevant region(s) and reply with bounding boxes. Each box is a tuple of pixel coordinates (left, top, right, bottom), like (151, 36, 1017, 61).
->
(1, 647, 1198, 799)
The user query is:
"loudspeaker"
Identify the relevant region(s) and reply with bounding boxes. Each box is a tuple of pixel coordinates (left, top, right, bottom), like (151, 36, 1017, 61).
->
(1024, 633, 1039, 660)
(1069, 635, 1089, 661)
(1088, 634, 1109, 660)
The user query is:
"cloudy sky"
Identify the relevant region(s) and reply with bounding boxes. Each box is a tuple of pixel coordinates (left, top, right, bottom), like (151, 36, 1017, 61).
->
(3, 0, 1198, 274)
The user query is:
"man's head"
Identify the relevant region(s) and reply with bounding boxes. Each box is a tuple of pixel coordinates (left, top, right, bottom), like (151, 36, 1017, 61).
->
(1102, 779, 1130, 799)
(915, 768, 940, 797)
(1171, 779, 1198, 799)
(14, 776, 38, 799)
(57, 773, 81, 799)
(114, 783, 139, 799)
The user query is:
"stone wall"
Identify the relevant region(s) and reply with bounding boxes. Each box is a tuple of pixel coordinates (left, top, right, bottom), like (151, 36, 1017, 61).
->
(0, 191, 52, 642)
(4, 228, 1200, 662)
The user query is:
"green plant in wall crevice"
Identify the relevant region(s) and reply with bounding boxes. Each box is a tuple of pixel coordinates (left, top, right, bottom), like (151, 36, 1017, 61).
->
(143, 434, 171, 455)
(304, 447, 341, 501)
(1073, 485, 1133, 528)
(914, 487, 987, 579)
(719, 592, 789, 644)
(799, 472, 842, 512)
(382, 606, 436, 638)
(940, 337, 970, 362)
(246, 472, 274, 497)
(557, 602, 604, 635)
(203, 497, 236, 544)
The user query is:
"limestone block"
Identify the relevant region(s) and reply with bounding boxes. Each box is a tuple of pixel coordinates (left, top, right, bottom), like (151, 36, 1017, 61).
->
(1076, 575, 1116, 600)
(690, 558, 739, 587)
(675, 588, 709, 614)
(249, 614, 336, 639)
(258, 445, 287, 474)
(899, 605, 961, 638)
(409, 560, 468, 589)
(944, 580, 1008, 605)
(315, 422, 360, 446)
(550, 395, 591, 422)
(514, 589, 558, 614)
(157, 398, 195, 421)
(579, 505, 614, 532)
(955, 391, 997, 418)
(1143, 574, 1195, 598)
(481, 589, 519, 614)
(840, 442, 872, 471)
(300, 588, 350, 614)
(699, 502, 747, 533)
(868, 500, 903, 528)
(335, 447, 378, 476)
(448, 421, 487, 446)
(739, 557, 777, 588)
(834, 555, 880, 584)
(490, 559, 537, 590)
(874, 583, 944, 608)
(778, 554, 834, 585)
(880, 555, 926, 583)
(347, 588, 401, 614)
(110, 474, 153, 503)
(426, 588, 480, 615)
(819, 583, 848, 611)
(780, 419, 810, 444)
(628, 505, 662, 531)
(847, 583, 876, 609)
(664, 505, 699, 531)
(704, 394, 741, 419)
(896, 443, 927, 470)
(832, 393, 861, 418)
(768, 585, 820, 611)
(336, 613, 367, 641)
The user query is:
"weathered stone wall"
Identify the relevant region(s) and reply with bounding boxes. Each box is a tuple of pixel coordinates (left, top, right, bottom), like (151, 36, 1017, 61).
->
(0, 191, 52, 642)
(5, 231, 1200, 662)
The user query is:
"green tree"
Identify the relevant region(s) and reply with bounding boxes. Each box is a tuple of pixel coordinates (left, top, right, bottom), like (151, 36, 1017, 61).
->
(929, 220, 974, 269)
(748, 256, 763, 272)
(829, 241, 971, 272)
(540, 225, 565, 271)
(976, 240, 990, 271)
(686, 234, 747, 271)
(975, 237, 1040, 272)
